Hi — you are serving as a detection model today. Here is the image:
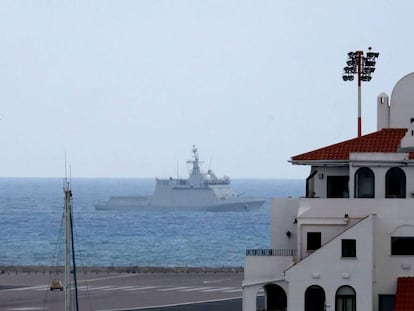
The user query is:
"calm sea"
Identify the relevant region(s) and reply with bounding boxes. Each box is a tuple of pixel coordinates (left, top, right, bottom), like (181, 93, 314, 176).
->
(0, 178, 304, 267)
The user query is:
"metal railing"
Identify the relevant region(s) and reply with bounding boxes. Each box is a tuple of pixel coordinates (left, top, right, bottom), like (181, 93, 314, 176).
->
(245, 249, 296, 257)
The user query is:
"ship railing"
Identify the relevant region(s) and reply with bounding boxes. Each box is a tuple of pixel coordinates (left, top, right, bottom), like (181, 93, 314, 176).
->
(204, 180, 230, 185)
(245, 249, 297, 257)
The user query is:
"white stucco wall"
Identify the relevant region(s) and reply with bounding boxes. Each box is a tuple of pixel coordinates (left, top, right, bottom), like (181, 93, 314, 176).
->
(294, 199, 414, 311)
(390, 72, 414, 129)
(285, 215, 374, 311)
(243, 255, 291, 311)
(244, 198, 414, 311)
(299, 222, 353, 260)
(310, 166, 349, 198)
(270, 198, 300, 250)
(377, 92, 390, 130)
(400, 122, 414, 149)
(348, 152, 414, 199)
(286, 218, 373, 310)
(242, 279, 289, 311)
(243, 255, 292, 286)
(371, 203, 414, 308)
(242, 198, 299, 311)
(243, 286, 261, 311)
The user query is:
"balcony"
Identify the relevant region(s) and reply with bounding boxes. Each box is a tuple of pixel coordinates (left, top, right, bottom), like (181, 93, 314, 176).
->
(244, 249, 296, 286)
(246, 249, 296, 257)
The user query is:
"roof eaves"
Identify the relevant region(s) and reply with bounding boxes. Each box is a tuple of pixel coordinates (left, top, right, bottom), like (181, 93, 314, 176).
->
(289, 159, 349, 166)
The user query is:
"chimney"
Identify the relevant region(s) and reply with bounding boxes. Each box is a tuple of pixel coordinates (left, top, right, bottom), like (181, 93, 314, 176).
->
(377, 92, 390, 130)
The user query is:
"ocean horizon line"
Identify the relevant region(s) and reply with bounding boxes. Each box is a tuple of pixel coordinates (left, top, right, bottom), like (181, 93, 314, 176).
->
(0, 176, 303, 180)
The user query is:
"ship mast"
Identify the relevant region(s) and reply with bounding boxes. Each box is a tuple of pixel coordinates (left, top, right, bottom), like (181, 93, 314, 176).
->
(189, 145, 201, 174)
(187, 145, 205, 186)
(64, 176, 79, 311)
(64, 178, 72, 311)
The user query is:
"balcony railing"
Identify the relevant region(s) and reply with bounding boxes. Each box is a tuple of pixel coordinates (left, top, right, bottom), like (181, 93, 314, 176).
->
(245, 249, 296, 257)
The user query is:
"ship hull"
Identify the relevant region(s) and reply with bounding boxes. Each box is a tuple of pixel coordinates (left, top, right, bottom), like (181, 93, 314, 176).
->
(95, 146, 265, 212)
(95, 196, 265, 212)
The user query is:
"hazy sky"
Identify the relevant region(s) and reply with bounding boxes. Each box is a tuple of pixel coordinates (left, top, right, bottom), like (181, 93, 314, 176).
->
(1, 1, 413, 179)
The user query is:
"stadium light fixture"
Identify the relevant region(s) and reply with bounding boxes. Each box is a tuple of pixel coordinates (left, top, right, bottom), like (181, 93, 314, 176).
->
(342, 47, 379, 137)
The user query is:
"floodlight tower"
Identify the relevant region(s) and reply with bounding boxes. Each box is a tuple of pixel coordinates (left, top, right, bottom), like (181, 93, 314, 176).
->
(342, 47, 379, 137)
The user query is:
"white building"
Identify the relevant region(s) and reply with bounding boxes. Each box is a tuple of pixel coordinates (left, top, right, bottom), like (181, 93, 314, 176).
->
(243, 72, 414, 311)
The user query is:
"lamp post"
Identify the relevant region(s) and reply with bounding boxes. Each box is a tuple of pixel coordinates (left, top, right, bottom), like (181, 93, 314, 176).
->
(342, 47, 379, 137)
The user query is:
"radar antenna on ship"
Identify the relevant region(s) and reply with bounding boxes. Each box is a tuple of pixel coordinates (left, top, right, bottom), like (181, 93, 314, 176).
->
(192, 145, 199, 164)
(187, 145, 203, 174)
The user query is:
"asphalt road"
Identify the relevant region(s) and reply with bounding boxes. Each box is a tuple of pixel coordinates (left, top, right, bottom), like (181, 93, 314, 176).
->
(128, 298, 243, 311)
(0, 271, 247, 311)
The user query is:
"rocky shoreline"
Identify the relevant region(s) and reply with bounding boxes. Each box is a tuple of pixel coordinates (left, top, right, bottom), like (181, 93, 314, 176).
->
(0, 266, 243, 274)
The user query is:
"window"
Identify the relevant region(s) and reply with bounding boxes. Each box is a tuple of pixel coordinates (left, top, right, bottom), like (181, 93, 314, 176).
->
(354, 167, 375, 198)
(386, 167, 406, 198)
(336, 286, 356, 311)
(305, 285, 326, 311)
(307, 232, 321, 251)
(379, 295, 395, 311)
(342, 239, 356, 258)
(391, 237, 414, 255)
(264, 284, 287, 311)
(327, 176, 349, 198)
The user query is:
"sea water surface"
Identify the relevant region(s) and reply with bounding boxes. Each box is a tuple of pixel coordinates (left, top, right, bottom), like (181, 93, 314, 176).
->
(0, 178, 304, 267)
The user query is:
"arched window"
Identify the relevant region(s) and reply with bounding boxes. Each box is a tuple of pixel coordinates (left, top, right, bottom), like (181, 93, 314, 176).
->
(305, 285, 325, 311)
(335, 285, 356, 311)
(391, 225, 414, 255)
(263, 284, 287, 311)
(386, 167, 406, 198)
(354, 167, 375, 198)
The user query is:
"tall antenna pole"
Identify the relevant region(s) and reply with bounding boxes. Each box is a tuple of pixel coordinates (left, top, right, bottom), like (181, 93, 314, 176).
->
(64, 178, 72, 311)
(342, 47, 379, 137)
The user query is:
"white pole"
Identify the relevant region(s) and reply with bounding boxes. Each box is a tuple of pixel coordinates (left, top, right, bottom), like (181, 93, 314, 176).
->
(64, 181, 72, 311)
(357, 51, 362, 137)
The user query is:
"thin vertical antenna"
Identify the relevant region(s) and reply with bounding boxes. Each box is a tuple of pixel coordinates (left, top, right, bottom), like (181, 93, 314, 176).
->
(65, 152, 68, 182)
(63, 155, 79, 310)
(63, 152, 72, 311)
(64, 162, 71, 311)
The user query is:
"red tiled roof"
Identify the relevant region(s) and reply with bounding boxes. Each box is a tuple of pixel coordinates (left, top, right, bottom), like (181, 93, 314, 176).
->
(291, 128, 409, 162)
(395, 277, 414, 311)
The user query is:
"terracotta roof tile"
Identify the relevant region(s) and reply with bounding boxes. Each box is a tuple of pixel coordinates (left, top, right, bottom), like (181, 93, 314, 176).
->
(395, 277, 414, 311)
(291, 128, 408, 161)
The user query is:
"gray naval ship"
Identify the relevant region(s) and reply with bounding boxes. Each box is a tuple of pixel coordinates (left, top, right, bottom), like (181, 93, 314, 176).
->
(95, 146, 265, 211)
